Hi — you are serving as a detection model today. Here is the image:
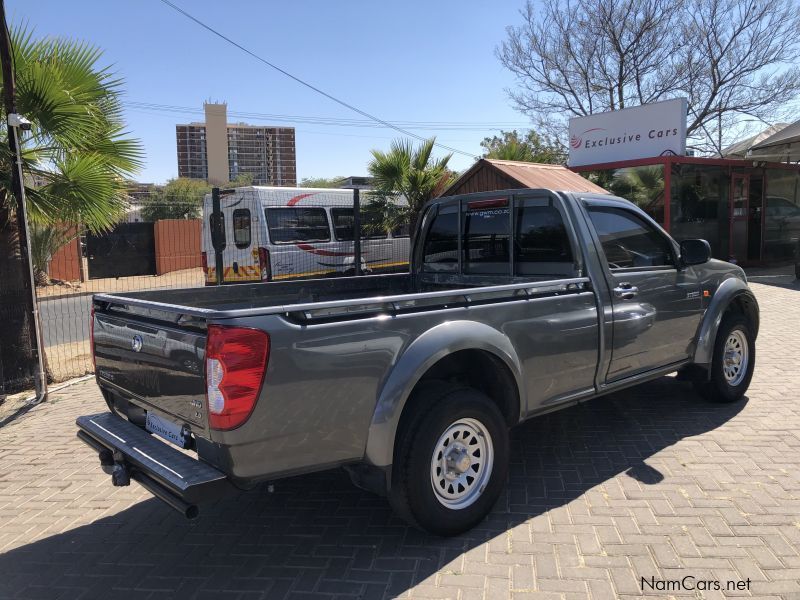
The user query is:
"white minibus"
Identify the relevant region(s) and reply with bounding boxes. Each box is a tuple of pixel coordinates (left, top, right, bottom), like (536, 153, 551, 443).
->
(201, 187, 410, 284)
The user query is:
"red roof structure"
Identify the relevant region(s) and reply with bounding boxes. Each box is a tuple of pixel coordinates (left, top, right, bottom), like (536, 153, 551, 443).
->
(441, 159, 608, 197)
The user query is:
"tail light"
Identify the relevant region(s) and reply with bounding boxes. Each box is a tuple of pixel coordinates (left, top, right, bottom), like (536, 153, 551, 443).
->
(90, 307, 96, 371)
(205, 325, 270, 430)
(257, 247, 271, 281)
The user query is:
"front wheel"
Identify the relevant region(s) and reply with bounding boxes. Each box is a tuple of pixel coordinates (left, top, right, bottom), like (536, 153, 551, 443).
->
(389, 384, 509, 536)
(694, 314, 755, 403)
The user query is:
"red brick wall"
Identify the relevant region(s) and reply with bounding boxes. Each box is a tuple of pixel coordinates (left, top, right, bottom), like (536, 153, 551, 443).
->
(154, 219, 202, 275)
(48, 225, 81, 282)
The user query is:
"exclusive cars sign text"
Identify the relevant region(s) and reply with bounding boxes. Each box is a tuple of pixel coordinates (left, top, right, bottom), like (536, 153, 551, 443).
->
(568, 98, 687, 166)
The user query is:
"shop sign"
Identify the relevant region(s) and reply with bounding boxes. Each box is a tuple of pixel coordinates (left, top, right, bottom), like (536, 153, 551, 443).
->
(568, 98, 687, 166)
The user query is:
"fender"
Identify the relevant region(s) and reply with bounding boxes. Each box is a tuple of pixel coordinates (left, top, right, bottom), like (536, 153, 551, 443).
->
(363, 320, 525, 468)
(693, 277, 758, 366)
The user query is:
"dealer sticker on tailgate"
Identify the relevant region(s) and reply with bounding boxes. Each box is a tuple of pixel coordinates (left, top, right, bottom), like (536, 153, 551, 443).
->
(145, 412, 189, 448)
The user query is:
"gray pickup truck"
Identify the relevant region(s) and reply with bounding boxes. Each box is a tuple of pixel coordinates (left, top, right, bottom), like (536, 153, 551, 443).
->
(77, 188, 759, 536)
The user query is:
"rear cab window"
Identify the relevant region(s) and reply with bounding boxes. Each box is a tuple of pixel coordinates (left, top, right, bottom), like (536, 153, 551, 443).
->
(422, 204, 459, 272)
(463, 198, 510, 274)
(266, 208, 331, 243)
(420, 194, 579, 280)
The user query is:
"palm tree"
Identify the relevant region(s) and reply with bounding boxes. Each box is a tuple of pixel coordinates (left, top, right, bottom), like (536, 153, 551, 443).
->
(608, 166, 664, 205)
(29, 222, 81, 285)
(367, 137, 455, 236)
(0, 28, 142, 391)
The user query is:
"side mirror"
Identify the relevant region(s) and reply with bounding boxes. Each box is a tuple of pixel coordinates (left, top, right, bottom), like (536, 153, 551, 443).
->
(680, 239, 711, 266)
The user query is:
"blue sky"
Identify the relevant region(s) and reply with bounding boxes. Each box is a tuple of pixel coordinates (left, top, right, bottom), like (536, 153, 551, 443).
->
(12, 0, 531, 184)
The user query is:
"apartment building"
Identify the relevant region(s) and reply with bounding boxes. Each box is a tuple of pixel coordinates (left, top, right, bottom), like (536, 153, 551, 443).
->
(176, 103, 297, 186)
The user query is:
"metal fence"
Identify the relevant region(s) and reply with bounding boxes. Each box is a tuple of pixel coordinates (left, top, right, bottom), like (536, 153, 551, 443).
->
(26, 196, 411, 388)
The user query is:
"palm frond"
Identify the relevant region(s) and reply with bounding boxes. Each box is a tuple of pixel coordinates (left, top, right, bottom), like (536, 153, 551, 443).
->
(0, 25, 143, 230)
(31, 154, 128, 232)
(367, 137, 453, 231)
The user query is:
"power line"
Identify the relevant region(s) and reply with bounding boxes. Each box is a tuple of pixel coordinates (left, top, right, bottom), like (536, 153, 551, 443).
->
(125, 100, 531, 131)
(158, 0, 478, 158)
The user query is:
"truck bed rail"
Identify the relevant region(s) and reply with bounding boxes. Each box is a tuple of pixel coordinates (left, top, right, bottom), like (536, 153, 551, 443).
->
(94, 277, 592, 322)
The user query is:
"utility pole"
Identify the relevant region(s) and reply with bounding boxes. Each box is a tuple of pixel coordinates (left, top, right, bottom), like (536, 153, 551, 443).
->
(0, 0, 47, 400)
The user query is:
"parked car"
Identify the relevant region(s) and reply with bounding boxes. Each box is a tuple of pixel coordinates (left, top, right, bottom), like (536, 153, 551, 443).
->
(764, 196, 800, 261)
(795, 238, 800, 279)
(201, 186, 410, 284)
(77, 188, 759, 536)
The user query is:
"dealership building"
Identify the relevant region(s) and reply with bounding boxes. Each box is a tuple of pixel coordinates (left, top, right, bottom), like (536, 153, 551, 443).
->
(567, 99, 800, 266)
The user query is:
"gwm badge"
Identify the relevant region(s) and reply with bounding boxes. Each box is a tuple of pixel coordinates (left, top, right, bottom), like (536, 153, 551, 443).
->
(131, 334, 144, 353)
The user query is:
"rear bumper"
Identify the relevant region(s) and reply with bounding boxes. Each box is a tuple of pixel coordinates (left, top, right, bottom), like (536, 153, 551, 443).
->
(76, 412, 233, 517)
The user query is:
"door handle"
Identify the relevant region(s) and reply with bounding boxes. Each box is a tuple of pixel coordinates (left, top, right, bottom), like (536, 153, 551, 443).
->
(613, 282, 638, 299)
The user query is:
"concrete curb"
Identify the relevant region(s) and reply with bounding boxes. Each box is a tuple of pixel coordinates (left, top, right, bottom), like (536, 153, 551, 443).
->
(37, 290, 94, 303)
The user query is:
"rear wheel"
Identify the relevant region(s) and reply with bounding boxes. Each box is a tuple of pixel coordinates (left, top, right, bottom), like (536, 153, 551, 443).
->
(389, 383, 509, 536)
(694, 314, 755, 403)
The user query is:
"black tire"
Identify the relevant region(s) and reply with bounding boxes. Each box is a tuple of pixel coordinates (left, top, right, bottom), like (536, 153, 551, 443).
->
(694, 314, 755, 403)
(389, 382, 509, 536)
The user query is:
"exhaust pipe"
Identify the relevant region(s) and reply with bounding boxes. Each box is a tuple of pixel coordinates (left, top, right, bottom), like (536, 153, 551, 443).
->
(131, 470, 199, 520)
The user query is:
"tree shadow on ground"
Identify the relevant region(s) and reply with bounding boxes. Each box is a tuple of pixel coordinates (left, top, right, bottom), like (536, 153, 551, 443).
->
(0, 376, 746, 600)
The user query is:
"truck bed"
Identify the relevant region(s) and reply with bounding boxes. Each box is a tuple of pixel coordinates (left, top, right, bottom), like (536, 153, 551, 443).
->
(94, 272, 588, 322)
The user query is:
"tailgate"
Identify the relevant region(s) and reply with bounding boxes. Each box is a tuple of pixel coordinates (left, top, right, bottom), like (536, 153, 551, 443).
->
(93, 308, 207, 429)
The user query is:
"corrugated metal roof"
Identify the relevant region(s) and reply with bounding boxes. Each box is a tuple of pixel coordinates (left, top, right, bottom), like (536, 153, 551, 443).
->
(752, 119, 800, 150)
(721, 123, 790, 158)
(484, 159, 608, 194)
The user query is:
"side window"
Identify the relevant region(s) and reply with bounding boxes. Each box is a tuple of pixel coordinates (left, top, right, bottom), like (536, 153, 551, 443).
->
(232, 209, 251, 249)
(331, 207, 388, 241)
(514, 198, 574, 276)
(209, 212, 226, 251)
(422, 204, 458, 272)
(587, 206, 674, 269)
(362, 206, 388, 239)
(331, 208, 354, 241)
(265, 208, 330, 243)
(462, 198, 510, 274)
(391, 223, 410, 238)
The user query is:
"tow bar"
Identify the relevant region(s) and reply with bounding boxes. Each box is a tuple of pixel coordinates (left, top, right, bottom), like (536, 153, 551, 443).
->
(76, 413, 230, 520)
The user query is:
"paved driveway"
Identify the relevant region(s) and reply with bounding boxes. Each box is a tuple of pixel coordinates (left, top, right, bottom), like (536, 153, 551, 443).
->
(1, 280, 800, 599)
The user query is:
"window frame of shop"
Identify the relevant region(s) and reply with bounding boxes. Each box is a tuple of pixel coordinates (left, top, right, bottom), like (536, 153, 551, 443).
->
(571, 155, 800, 267)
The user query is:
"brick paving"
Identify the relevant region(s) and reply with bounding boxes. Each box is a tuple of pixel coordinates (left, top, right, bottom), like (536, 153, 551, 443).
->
(1, 279, 800, 600)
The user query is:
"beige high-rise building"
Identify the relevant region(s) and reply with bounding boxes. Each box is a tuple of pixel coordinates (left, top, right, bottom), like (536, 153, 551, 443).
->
(176, 103, 297, 186)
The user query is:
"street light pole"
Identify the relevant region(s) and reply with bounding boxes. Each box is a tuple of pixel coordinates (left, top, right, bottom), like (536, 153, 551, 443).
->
(9, 118, 47, 401)
(0, 1, 47, 401)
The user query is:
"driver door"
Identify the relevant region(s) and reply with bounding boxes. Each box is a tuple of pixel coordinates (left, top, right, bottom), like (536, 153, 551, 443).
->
(586, 204, 702, 382)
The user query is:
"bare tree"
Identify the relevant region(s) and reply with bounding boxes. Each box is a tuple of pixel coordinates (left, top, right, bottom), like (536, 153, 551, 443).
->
(498, 0, 800, 154)
(681, 0, 800, 153)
